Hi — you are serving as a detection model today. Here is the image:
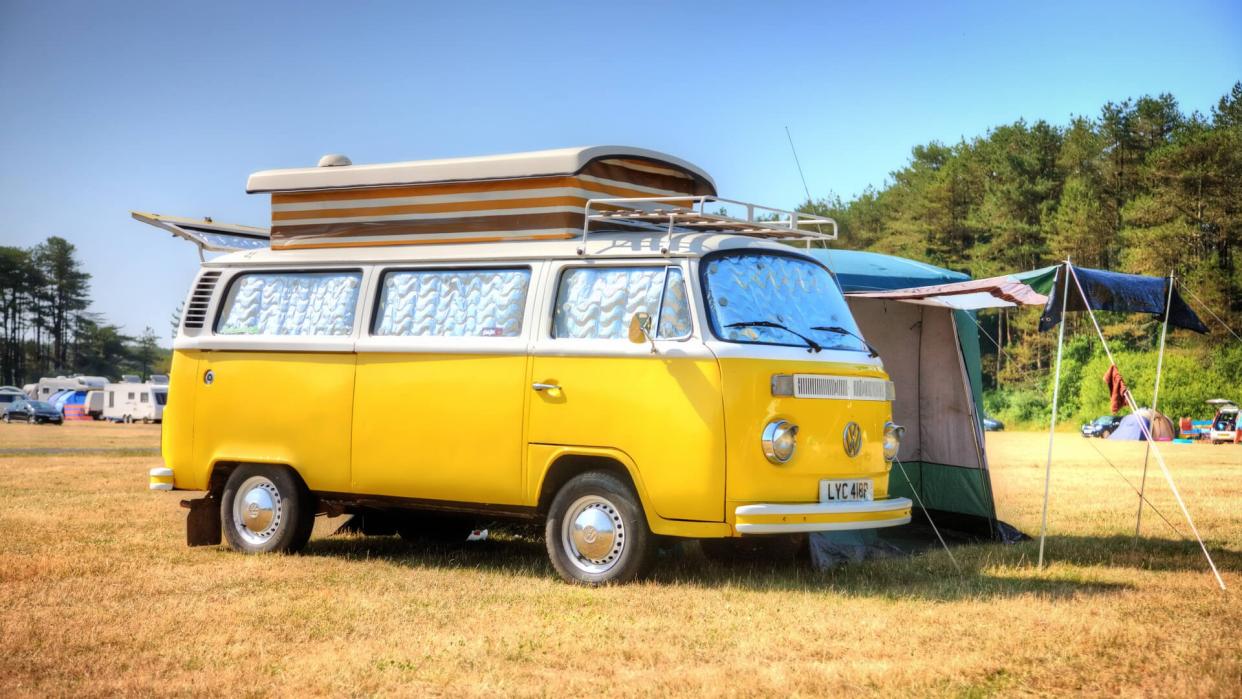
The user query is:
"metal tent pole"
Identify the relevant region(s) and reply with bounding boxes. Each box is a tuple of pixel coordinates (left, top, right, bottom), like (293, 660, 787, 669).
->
(1135, 270, 1174, 541)
(1067, 265, 1226, 591)
(1037, 260, 1071, 570)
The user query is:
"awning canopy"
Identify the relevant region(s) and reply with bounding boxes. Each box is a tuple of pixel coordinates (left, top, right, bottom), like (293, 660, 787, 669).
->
(846, 266, 1057, 310)
(841, 261, 1206, 333)
(844, 265, 1058, 310)
(1038, 265, 1207, 333)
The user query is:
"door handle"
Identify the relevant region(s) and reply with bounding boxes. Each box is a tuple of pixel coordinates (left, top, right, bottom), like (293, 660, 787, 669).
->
(531, 382, 559, 392)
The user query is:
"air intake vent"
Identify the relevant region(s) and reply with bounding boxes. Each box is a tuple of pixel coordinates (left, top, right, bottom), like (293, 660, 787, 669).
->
(183, 271, 222, 329)
(771, 373, 895, 402)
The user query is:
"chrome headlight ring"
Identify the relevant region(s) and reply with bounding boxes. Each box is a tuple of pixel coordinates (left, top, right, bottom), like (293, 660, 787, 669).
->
(762, 419, 798, 464)
(883, 421, 905, 461)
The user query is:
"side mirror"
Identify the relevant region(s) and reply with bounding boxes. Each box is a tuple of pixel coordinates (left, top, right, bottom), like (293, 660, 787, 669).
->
(628, 312, 658, 353)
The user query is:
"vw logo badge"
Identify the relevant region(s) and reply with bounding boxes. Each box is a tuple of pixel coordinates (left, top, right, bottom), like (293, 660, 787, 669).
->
(843, 422, 863, 457)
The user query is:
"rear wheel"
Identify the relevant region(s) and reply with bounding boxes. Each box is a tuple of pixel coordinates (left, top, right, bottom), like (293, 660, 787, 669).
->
(221, 465, 315, 554)
(545, 472, 653, 585)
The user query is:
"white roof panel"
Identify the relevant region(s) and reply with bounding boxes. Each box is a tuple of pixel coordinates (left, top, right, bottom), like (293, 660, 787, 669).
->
(246, 146, 716, 194)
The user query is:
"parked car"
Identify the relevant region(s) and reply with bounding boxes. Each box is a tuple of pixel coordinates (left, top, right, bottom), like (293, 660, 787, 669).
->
(983, 416, 1004, 431)
(2, 399, 64, 425)
(1206, 399, 1239, 444)
(1081, 415, 1122, 438)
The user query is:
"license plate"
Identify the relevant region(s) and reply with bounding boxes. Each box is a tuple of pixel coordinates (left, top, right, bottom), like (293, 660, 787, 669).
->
(819, 479, 873, 503)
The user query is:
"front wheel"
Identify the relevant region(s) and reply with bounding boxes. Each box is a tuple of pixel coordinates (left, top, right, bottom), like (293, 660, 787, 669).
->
(545, 472, 653, 585)
(221, 465, 315, 554)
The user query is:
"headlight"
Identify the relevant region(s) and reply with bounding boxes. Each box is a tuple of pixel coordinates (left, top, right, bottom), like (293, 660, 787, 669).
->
(883, 422, 905, 461)
(761, 419, 798, 464)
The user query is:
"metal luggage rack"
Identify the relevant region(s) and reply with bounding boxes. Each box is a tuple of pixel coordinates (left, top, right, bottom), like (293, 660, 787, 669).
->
(577, 196, 838, 255)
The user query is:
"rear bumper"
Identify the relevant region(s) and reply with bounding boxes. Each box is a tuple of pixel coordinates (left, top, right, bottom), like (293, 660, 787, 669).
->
(734, 497, 912, 534)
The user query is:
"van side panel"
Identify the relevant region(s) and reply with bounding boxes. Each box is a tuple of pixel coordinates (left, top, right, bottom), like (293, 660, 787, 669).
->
(526, 354, 726, 522)
(162, 350, 201, 489)
(193, 351, 356, 492)
(351, 353, 527, 504)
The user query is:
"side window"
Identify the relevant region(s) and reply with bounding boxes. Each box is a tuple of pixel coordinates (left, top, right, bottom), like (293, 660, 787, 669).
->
(373, 268, 530, 338)
(140, 392, 149, 403)
(216, 271, 362, 336)
(553, 266, 690, 340)
(108, 391, 114, 408)
(127, 392, 135, 400)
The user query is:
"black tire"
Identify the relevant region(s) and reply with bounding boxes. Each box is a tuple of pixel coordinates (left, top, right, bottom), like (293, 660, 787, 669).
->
(220, 464, 315, 554)
(545, 471, 654, 585)
(396, 512, 477, 544)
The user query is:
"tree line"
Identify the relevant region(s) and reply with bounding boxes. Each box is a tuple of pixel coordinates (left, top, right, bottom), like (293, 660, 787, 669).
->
(804, 83, 1242, 421)
(0, 237, 165, 387)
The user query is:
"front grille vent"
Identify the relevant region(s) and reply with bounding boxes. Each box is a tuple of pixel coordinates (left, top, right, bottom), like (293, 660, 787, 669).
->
(183, 271, 222, 329)
(772, 373, 895, 402)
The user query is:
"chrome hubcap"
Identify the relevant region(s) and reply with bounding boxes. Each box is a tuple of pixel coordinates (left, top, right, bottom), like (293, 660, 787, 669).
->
(561, 495, 625, 574)
(233, 476, 282, 546)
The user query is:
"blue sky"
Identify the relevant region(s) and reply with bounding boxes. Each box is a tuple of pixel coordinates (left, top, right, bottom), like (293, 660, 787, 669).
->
(1, 0, 1238, 338)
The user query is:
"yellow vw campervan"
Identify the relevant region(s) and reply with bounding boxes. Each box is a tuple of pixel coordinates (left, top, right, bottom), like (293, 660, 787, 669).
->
(141, 147, 910, 584)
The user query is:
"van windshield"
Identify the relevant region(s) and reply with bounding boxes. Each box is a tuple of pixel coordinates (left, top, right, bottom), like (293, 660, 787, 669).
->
(701, 252, 868, 353)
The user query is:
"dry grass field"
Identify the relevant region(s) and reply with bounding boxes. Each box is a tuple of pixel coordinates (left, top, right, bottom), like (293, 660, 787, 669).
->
(1, 422, 1239, 697)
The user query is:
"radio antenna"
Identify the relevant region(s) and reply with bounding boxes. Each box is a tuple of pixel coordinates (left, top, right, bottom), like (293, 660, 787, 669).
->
(784, 126, 827, 254)
(785, 125, 814, 203)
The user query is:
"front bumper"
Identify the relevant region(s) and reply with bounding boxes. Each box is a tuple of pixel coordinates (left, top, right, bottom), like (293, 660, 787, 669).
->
(734, 497, 912, 534)
(149, 467, 174, 491)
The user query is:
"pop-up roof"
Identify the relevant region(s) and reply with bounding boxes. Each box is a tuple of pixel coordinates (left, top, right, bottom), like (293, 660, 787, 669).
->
(246, 146, 719, 250)
(133, 146, 839, 254)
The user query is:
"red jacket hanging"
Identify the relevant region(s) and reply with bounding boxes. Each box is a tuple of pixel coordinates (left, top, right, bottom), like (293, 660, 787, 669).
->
(1103, 364, 1128, 414)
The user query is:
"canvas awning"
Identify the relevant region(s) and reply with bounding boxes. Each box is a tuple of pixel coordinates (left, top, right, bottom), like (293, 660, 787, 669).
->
(845, 262, 1206, 334)
(1038, 265, 1207, 333)
(846, 266, 1058, 310)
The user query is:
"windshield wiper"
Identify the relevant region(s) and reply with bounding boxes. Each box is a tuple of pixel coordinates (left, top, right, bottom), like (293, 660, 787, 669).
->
(811, 326, 880, 357)
(725, 320, 822, 353)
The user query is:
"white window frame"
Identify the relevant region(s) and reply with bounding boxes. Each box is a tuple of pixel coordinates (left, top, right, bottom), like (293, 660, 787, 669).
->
(356, 262, 542, 356)
(177, 266, 372, 353)
(531, 258, 708, 359)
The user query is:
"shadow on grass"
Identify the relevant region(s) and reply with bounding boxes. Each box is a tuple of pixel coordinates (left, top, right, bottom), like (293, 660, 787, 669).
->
(292, 525, 1241, 600)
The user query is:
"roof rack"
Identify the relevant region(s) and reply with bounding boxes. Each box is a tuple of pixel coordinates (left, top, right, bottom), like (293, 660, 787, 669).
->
(578, 196, 838, 255)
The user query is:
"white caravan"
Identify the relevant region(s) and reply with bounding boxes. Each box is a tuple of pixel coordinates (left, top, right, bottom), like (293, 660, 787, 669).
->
(103, 375, 169, 423)
(30, 375, 107, 399)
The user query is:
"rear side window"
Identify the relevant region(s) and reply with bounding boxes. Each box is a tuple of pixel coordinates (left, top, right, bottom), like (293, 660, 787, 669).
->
(553, 267, 690, 340)
(373, 268, 530, 338)
(216, 271, 362, 336)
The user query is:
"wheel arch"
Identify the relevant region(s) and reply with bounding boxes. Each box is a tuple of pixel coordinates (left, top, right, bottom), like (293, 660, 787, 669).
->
(528, 445, 730, 538)
(207, 459, 310, 498)
(536, 452, 644, 517)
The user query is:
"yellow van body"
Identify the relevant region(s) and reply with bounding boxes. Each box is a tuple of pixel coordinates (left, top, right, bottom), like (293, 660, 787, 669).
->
(155, 233, 911, 540)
